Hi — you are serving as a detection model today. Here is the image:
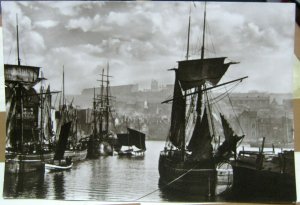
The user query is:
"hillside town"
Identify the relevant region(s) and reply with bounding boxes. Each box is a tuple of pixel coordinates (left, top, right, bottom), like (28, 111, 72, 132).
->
(67, 80, 293, 146)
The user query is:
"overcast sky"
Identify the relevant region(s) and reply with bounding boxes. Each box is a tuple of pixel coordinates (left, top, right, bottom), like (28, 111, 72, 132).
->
(1, 1, 295, 95)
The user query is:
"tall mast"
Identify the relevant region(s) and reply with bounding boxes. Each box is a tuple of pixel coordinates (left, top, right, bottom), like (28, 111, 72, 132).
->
(16, 14, 21, 66)
(15, 15, 23, 152)
(100, 68, 104, 134)
(93, 87, 97, 136)
(40, 81, 44, 152)
(75, 109, 78, 144)
(201, 2, 216, 145)
(201, 2, 206, 60)
(181, 5, 193, 161)
(106, 62, 110, 132)
(186, 5, 191, 60)
(63, 65, 65, 106)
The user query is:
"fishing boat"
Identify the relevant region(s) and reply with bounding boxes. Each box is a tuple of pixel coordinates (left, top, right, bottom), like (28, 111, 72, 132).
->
(98, 63, 119, 156)
(231, 138, 296, 201)
(5, 17, 56, 174)
(158, 4, 245, 196)
(56, 67, 87, 162)
(87, 87, 101, 159)
(116, 128, 146, 157)
(45, 121, 73, 172)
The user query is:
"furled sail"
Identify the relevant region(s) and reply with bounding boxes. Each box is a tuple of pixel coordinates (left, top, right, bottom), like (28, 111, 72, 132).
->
(67, 103, 78, 147)
(187, 108, 213, 160)
(54, 121, 72, 160)
(5, 86, 17, 149)
(177, 57, 232, 91)
(43, 85, 53, 143)
(4, 64, 41, 87)
(116, 128, 146, 150)
(169, 71, 186, 148)
(215, 114, 244, 160)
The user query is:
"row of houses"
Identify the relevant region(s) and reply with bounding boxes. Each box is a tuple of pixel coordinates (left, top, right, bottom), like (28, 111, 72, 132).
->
(72, 86, 294, 143)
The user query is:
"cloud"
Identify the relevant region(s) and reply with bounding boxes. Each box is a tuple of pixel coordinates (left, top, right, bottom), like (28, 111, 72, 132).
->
(34, 20, 59, 29)
(106, 12, 130, 27)
(1, 1, 295, 95)
(49, 2, 95, 16)
(66, 14, 102, 32)
(22, 31, 45, 52)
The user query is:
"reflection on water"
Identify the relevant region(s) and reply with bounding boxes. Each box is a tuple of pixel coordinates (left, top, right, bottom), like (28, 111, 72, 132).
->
(4, 141, 166, 201)
(53, 173, 65, 200)
(4, 171, 46, 199)
(3, 141, 289, 202)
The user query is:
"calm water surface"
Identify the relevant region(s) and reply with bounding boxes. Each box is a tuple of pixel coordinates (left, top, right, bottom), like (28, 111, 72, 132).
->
(4, 141, 171, 202)
(3, 141, 289, 202)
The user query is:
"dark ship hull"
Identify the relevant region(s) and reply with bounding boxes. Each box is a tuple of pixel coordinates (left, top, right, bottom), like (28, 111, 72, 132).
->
(5, 152, 54, 174)
(231, 150, 296, 201)
(158, 151, 216, 196)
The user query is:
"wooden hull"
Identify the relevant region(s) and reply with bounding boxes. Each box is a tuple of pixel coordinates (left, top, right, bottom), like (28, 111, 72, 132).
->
(231, 151, 296, 201)
(5, 152, 54, 174)
(158, 152, 216, 196)
(64, 149, 87, 162)
(232, 164, 296, 201)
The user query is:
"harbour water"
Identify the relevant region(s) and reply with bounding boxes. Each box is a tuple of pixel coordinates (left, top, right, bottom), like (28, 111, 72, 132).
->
(3, 141, 169, 201)
(2, 141, 292, 202)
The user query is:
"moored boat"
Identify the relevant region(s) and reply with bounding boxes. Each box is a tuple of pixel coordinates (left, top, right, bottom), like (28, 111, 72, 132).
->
(87, 63, 120, 158)
(158, 3, 244, 197)
(5, 152, 54, 174)
(55, 67, 88, 162)
(116, 128, 146, 157)
(231, 138, 296, 201)
(4, 17, 56, 174)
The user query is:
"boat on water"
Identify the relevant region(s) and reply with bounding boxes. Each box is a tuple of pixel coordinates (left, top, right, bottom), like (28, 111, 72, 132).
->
(87, 63, 119, 158)
(158, 4, 244, 196)
(5, 18, 56, 174)
(87, 87, 101, 159)
(45, 161, 73, 172)
(231, 138, 296, 201)
(116, 128, 146, 157)
(45, 121, 73, 172)
(55, 67, 87, 162)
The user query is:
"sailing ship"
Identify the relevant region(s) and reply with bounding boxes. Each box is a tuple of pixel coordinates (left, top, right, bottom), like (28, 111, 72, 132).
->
(87, 87, 101, 159)
(87, 63, 118, 158)
(56, 67, 87, 162)
(158, 4, 245, 196)
(5, 17, 55, 174)
(116, 127, 146, 157)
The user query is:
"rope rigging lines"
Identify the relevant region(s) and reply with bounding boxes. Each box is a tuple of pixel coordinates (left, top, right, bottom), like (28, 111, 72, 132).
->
(134, 165, 198, 201)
